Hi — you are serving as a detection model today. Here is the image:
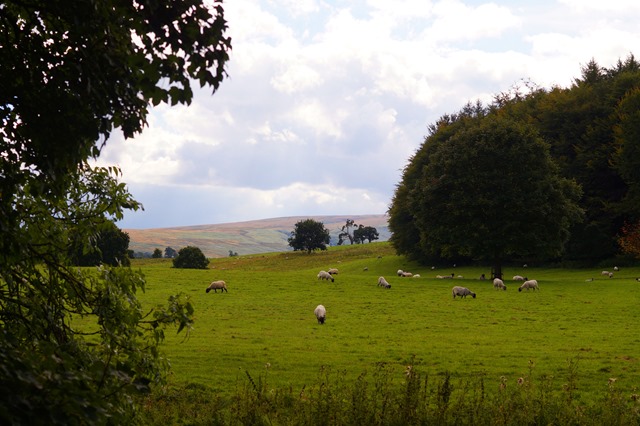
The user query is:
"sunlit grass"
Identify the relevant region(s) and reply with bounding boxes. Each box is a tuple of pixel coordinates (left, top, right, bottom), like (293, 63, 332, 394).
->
(130, 243, 640, 403)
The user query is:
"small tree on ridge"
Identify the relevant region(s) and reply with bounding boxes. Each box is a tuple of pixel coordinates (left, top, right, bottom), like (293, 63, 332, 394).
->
(288, 219, 331, 254)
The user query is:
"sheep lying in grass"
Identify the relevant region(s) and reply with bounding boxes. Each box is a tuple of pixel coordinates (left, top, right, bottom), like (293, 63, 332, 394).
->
(452, 286, 476, 299)
(377, 276, 391, 289)
(206, 280, 228, 293)
(518, 279, 539, 292)
(314, 305, 326, 324)
(513, 275, 525, 281)
(436, 273, 455, 279)
(493, 278, 507, 290)
(327, 268, 339, 275)
(317, 271, 334, 282)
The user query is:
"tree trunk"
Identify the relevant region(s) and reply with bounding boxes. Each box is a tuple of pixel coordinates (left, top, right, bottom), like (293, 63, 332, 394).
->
(491, 257, 503, 280)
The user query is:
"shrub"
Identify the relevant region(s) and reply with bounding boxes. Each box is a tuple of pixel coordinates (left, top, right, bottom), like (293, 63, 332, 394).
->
(173, 246, 210, 269)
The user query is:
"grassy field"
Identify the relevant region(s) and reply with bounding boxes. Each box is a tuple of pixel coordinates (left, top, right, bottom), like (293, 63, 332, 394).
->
(132, 243, 640, 403)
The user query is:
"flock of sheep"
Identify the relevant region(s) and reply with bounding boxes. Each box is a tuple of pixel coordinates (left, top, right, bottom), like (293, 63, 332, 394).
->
(205, 263, 628, 326)
(310, 266, 546, 324)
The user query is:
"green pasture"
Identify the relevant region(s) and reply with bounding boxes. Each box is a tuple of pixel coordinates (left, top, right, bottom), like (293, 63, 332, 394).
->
(133, 243, 640, 401)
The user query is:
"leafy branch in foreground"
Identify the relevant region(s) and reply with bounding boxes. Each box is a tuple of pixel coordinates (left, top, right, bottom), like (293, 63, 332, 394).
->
(1, 0, 230, 422)
(0, 165, 195, 424)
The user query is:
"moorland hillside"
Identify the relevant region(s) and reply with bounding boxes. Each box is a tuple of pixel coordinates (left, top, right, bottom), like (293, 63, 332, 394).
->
(125, 214, 389, 258)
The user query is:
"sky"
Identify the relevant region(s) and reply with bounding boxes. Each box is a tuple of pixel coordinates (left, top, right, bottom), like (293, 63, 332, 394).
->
(97, 0, 640, 229)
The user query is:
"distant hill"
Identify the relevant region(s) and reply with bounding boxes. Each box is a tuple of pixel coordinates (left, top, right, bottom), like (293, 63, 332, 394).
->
(125, 214, 390, 258)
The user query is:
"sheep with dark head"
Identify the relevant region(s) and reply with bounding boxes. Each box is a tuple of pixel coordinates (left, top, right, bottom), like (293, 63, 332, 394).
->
(493, 278, 507, 290)
(452, 286, 476, 299)
(377, 276, 391, 289)
(314, 304, 326, 324)
(317, 271, 334, 282)
(206, 280, 228, 293)
(519, 279, 539, 292)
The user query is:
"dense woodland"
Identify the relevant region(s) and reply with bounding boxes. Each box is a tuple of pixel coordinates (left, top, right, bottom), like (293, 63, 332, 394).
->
(389, 55, 640, 268)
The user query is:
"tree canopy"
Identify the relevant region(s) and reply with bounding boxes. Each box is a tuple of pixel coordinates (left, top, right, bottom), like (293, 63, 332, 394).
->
(0, 0, 230, 423)
(288, 219, 331, 253)
(69, 220, 132, 267)
(390, 113, 583, 276)
(390, 54, 640, 267)
(354, 225, 380, 244)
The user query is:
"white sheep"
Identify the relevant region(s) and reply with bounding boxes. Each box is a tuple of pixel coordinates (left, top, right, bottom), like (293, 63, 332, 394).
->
(314, 305, 326, 324)
(601, 271, 610, 276)
(397, 269, 404, 276)
(493, 278, 507, 290)
(327, 268, 339, 275)
(317, 271, 334, 282)
(518, 279, 539, 292)
(614, 266, 619, 271)
(206, 280, 228, 293)
(513, 275, 525, 281)
(377, 276, 391, 289)
(608, 272, 614, 278)
(412, 274, 421, 278)
(401, 271, 413, 277)
(452, 286, 476, 299)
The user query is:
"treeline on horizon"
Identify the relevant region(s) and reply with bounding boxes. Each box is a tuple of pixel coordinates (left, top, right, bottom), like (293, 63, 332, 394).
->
(389, 54, 640, 267)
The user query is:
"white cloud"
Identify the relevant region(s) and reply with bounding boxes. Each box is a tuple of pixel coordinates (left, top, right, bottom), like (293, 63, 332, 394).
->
(96, 0, 640, 229)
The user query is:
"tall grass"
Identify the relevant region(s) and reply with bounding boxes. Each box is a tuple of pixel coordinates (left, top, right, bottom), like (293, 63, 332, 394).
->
(140, 359, 640, 425)
(128, 243, 640, 423)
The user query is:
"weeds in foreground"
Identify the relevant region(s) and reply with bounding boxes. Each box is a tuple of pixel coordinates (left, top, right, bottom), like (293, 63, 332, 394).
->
(140, 359, 640, 425)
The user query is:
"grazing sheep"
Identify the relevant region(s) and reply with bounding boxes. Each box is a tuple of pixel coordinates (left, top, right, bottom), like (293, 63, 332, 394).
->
(601, 271, 610, 276)
(608, 272, 614, 278)
(401, 271, 413, 277)
(397, 269, 404, 276)
(377, 276, 391, 289)
(412, 274, 421, 278)
(493, 278, 507, 290)
(480, 273, 486, 280)
(519, 279, 539, 292)
(314, 305, 326, 324)
(452, 286, 476, 299)
(206, 280, 228, 293)
(363, 266, 369, 271)
(317, 271, 334, 282)
(513, 275, 525, 281)
(614, 266, 619, 271)
(327, 268, 339, 275)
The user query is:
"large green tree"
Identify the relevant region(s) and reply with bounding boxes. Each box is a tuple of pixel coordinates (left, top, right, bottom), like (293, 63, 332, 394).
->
(0, 0, 230, 423)
(69, 220, 132, 267)
(390, 113, 583, 278)
(354, 225, 379, 244)
(288, 219, 331, 254)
